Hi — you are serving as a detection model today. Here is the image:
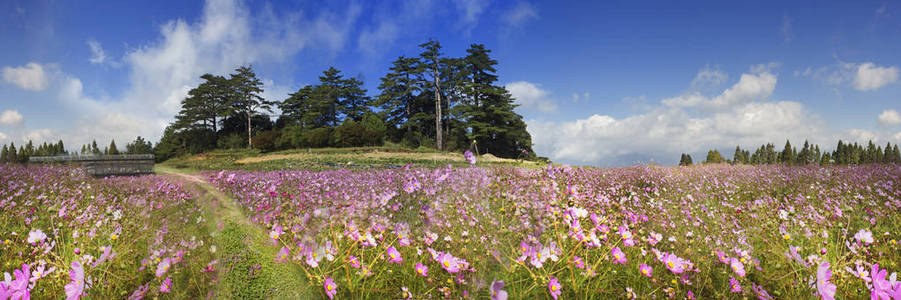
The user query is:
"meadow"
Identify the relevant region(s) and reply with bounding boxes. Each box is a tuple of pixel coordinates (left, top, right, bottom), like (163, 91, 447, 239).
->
(3, 162, 901, 299)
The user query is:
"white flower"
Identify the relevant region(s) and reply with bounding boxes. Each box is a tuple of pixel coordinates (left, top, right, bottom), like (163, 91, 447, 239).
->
(854, 229, 874, 245)
(27, 229, 47, 244)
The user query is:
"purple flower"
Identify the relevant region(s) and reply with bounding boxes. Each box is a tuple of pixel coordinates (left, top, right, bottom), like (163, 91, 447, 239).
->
(573, 256, 585, 269)
(870, 263, 894, 300)
(159, 277, 171, 293)
(275, 247, 290, 263)
(618, 226, 635, 246)
(816, 262, 836, 300)
(155, 258, 171, 277)
(663, 253, 686, 274)
(855, 229, 874, 245)
(349, 256, 361, 268)
(730, 257, 746, 277)
(438, 252, 461, 273)
(464, 150, 477, 165)
(64, 261, 85, 300)
(548, 277, 562, 300)
(415, 263, 428, 277)
(127, 284, 150, 300)
(93, 246, 115, 268)
(324, 277, 337, 299)
(387, 246, 403, 264)
(3, 264, 30, 300)
(612, 247, 627, 264)
(729, 277, 742, 293)
(640, 264, 653, 277)
(490, 280, 508, 300)
(27, 229, 46, 244)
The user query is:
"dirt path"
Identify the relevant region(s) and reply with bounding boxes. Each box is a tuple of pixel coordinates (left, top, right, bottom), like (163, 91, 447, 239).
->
(156, 166, 311, 298)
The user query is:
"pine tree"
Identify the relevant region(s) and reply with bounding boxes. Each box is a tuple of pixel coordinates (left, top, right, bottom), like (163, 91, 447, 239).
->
(418, 40, 446, 150)
(340, 77, 371, 122)
(377, 56, 422, 139)
(1, 144, 7, 162)
(108, 140, 120, 155)
(227, 65, 272, 149)
(91, 140, 101, 155)
(780, 140, 794, 164)
(8, 142, 17, 163)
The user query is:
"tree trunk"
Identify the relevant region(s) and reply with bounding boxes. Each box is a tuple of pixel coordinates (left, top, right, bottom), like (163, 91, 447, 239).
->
(434, 76, 443, 151)
(247, 109, 253, 149)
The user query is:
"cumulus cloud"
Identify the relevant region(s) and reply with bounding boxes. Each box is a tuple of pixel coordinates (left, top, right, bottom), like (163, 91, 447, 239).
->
(853, 62, 899, 91)
(879, 109, 901, 126)
(691, 65, 727, 90)
(506, 81, 558, 112)
(527, 64, 842, 166)
(0, 110, 24, 126)
(87, 40, 106, 64)
(663, 64, 777, 110)
(504, 1, 538, 27)
(2, 62, 48, 91)
(0, 132, 6, 141)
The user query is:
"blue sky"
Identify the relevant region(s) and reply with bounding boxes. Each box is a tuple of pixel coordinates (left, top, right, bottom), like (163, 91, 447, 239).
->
(1, 0, 899, 166)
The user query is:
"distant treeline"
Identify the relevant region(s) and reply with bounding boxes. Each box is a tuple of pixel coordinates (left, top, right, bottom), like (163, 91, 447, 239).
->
(155, 40, 535, 162)
(679, 139, 901, 166)
(0, 137, 154, 164)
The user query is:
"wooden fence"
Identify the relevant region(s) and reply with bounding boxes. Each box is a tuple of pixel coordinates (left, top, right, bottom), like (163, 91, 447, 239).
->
(29, 154, 155, 177)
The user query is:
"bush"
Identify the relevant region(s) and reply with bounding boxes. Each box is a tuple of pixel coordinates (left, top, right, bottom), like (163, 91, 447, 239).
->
(303, 127, 333, 148)
(251, 130, 280, 153)
(334, 120, 366, 147)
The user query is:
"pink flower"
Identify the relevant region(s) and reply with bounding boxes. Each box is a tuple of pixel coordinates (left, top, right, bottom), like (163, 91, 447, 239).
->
(348, 256, 361, 268)
(3, 264, 30, 300)
(612, 247, 627, 264)
(619, 226, 635, 246)
(387, 247, 403, 264)
(548, 277, 562, 300)
(159, 277, 171, 293)
(324, 277, 337, 299)
(269, 225, 283, 242)
(639, 264, 653, 277)
(415, 263, 428, 277)
(275, 247, 290, 263)
(573, 256, 585, 269)
(93, 246, 115, 268)
(663, 253, 686, 274)
(816, 262, 836, 300)
(729, 277, 742, 293)
(438, 252, 461, 273)
(870, 263, 894, 300)
(155, 258, 171, 277)
(464, 150, 477, 165)
(127, 284, 150, 300)
(64, 261, 85, 300)
(730, 257, 746, 277)
(27, 229, 46, 244)
(490, 280, 508, 300)
(854, 229, 874, 245)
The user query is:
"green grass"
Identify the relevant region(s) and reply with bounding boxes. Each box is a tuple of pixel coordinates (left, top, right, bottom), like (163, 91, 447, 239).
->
(159, 146, 541, 171)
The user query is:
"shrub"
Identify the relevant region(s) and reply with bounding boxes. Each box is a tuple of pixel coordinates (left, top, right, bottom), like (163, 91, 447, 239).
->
(251, 130, 280, 153)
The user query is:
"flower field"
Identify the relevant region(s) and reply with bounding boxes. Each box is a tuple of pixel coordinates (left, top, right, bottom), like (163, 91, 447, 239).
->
(0, 164, 216, 299)
(209, 164, 901, 299)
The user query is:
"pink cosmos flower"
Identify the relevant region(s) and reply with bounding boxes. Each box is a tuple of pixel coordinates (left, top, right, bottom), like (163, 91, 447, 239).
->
(348, 256, 361, 268)
(415, 263, 428, 277)
(155, 258, 171, 277)
(854, 229, 874, 245)
(324, 277, 337, 299)
(663, 253, 686, 274)
(491, 280, 508, 300)
(438, 252, 461, 273)
(573, 256, 585, 269)
(387, 247, 403, 264)
(464, 150, 477, 165)
(27, 229, 46, 244)
(159, 277, 171, 293)
(640, 264, 653, 277)
(612, 247, 627, 264)
(3, 264, 30, 300)
(870, 263, 894, 299)
(729, 277, 742, 293)
(127, 284, 150, 300)
(730, 257, 746, 277)
(269, 225, 283, 243)
(275, 247, 290, 263)
(619, 226, 635, 246)
(548, 277, 562, 300)
(65, 261, 85, 300)
(93, 246, 115, 268)
(816, 262, 836, 300)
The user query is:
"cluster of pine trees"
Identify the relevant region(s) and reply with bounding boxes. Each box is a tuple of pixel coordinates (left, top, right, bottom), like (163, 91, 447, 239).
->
(75, 137, 154, 156)
(155, 40, 534, 162)
(680, 139, 901, 166)
(0, 140, 67, 163)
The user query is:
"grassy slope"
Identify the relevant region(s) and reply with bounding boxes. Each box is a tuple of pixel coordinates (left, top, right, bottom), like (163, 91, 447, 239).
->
(159, 146, 541, 171)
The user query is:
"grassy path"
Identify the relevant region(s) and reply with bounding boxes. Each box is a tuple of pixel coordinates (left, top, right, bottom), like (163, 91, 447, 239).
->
(156, 166, 312, 299)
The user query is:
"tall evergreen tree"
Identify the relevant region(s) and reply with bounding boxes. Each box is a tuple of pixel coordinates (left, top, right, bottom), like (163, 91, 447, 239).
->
(108, 140, 120, 155)
(1, 145, 7, 162)
(418, 40, 446, 150)
(377, 56, 422, 139)
(227, 65, 272, 149)
(780, 140, 794, 164)
(175, 74, 230, 134)
(9, 142, 17, 163)
(340, 77, 371, 122)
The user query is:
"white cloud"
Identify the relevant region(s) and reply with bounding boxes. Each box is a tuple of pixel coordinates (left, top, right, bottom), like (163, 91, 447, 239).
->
(878, 109, 901, 126)
(0, 132, 6, 141)
(506, 81, 558, 112)
(504, 1, 538, 27)
(781, 14, 793, 43)
(663, 65, 777, 110)
(691, 65, 727, 90)
(853, 62, 899, 91)
(527, 64, 845, 166)
(0, 110, 24, 126)
(2, 62, 48, 91)
(87, 40, 106, 64)
(453, 0, 490, 34)
(571, 92, 589, 103)
(358, 20, 399, 57)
